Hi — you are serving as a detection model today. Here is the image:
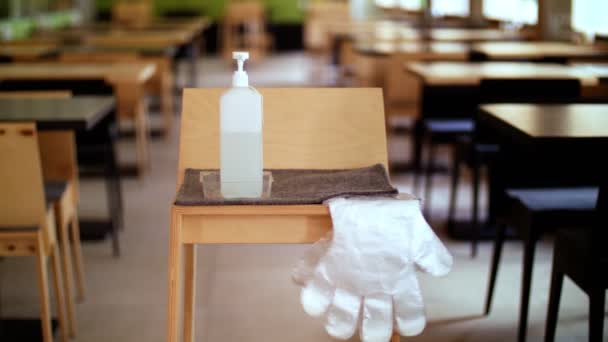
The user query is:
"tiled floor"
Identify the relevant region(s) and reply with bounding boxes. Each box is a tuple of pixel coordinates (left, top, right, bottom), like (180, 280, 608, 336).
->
(0, 52, 604, 341)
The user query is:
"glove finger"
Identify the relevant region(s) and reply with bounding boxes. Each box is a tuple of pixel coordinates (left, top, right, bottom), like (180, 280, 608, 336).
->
(301, 275, 334, 317)
(361, 294, 393, 342)
(392, 275, 426, 336)
(325, 288, 361, 340)
(292, 235, 332, 285)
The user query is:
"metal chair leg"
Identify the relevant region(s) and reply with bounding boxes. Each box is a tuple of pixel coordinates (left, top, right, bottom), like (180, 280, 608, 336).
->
(471, 163, 481, 258)
(423, 138, 436, 217)
(485, 223, 506, 315)
(544, 262, 563, 342)
(588, 287, 605, 342)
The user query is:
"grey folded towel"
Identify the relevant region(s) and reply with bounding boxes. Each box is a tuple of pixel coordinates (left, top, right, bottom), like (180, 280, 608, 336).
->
(175, 164, 397, 206)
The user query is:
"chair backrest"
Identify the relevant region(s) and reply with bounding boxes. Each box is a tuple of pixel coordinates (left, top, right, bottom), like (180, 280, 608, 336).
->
(59, 52, 139, 64)
(177, 88, 388, 187)
(0, 91, 77, 183)
(112, 0, 153, 28)
(0, 123, 47, 227)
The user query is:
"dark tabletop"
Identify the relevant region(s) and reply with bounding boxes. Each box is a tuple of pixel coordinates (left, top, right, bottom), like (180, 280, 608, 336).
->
(0, 96, 115, 131)
(479, 104, 608, 142)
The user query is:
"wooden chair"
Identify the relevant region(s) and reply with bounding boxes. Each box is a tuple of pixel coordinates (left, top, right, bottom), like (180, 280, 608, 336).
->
(0, 122, 68, 342)
(0, 91, 86, 337)
(167, 88, 401, 342)
(545, 186, 607, 342)
(221, 1, 272, 61)
(59, 51, 174, 137)
(112, 0, 153, 28)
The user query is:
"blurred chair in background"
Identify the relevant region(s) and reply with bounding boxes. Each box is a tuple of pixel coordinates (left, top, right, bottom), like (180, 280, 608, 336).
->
(0, 122, 69, 342)
(221, 1, 273, 61)
(111, 0, 153, 28)
(0, 91, 87, 337)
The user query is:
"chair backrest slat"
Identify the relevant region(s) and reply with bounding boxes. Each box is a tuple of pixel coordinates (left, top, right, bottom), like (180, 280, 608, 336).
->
(0, 123, 46, 227)
(177, 88, 388, 187)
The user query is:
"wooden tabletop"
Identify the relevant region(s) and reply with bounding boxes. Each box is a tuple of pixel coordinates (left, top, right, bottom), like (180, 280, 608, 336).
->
(327, 20, 528, 42)
(83, 30, 191, 48)
(0, 45, 59, 60)
(571, 63, 608, 81)
(355, 41, 469, 58)
(406, 61, 600, 86)
(472, 41, 608, 60)
(480, 103, 608, 140)
(0, 62, 156, 84)
(60, 44, 177, 57)
(0, 96, 115, 130)
(429, 28, 527, 42)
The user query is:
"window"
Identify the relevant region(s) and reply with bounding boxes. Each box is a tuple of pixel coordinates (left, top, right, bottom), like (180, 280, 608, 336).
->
(375, 0, 424, 11)
(572, 0, 608, 37)
(431, 0, 469, 17)
(483, 0, 537, 25)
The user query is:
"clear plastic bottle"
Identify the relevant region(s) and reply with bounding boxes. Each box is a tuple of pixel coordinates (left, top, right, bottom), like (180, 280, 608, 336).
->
(220, 52, 263, 198)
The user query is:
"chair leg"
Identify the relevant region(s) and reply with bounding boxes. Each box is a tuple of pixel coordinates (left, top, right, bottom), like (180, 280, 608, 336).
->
(412, 120, 424, 194)
(49, 243, 68, 342)
(588, 287, 605, 342)
(471, 163, 481, 258)
(423, 138, 436, 216)
(518, 228, 539, 342)
(544, 265, 563, 342)
(447, 148, 461, 230)
(58, 219, 76, 337)
(105, 143, 122, 257)
(183, 244, 197, 342)
(485, 223, 506, 315)
(70, 216, 86, 301)
(35, 236, 62, 342)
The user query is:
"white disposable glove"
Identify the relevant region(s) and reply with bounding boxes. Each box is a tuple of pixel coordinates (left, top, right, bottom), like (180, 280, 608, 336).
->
(293, 197, 452, 342)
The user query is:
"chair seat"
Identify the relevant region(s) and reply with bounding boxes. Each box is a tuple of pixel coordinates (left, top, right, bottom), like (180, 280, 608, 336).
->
(455, 136, 500, 166)
(44, 181, 68, 208)
(506, 187, 599, 212)
(424, 119, 474, 134)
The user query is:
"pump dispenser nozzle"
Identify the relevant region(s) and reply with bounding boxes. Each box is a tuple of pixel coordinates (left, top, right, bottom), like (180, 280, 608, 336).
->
(232, 51, 249, 87)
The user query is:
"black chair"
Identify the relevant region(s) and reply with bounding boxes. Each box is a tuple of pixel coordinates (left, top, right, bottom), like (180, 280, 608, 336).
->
(484, 132, 602, 342)
(446, 79, 581, 257)
(545, 186, 607, 342)
(412, 85, 480, 212)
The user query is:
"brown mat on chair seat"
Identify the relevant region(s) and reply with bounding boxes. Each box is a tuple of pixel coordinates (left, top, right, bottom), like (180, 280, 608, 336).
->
(175, 164, 398, 206)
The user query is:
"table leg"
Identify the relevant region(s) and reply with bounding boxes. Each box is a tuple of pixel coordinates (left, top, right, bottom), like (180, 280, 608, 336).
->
(183, 244, 197, 342)
(190, 36, 201, 87)
(167, 210, 184, 342)
(161, 59, 174, 137)
(113, 81, 150, 178)
(391, 332, 400, 342)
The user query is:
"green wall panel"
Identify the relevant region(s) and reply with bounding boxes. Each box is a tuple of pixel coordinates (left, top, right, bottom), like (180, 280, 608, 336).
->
(95, 0, 303, 23)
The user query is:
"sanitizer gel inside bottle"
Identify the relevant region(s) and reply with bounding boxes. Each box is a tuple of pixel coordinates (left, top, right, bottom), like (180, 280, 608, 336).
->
(220, 51, 263, 198)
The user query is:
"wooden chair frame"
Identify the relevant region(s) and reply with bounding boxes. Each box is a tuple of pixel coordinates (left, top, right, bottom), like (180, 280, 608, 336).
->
(167, 88, 400, 342)
(0, 122, 68, 342)
(59, 51, 174, 137)
(0, 91, 87, 337)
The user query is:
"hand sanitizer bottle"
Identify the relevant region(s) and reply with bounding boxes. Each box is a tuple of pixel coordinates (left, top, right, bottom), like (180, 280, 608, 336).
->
(220, 51, 263, 198)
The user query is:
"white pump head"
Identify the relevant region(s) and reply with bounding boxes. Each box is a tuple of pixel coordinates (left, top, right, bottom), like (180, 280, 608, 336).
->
(232, 51, 249, 87)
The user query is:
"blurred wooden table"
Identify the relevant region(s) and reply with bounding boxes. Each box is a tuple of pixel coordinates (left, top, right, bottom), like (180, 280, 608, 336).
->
(472, 41, 608, 61)
(406, 61, 600, 86)
(59, 46, 176, 136)
(0, 96, 122, 256)
(571, 62, 608, 99)
(0, 45, 59, 62)
(0, 63, 156, 176)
